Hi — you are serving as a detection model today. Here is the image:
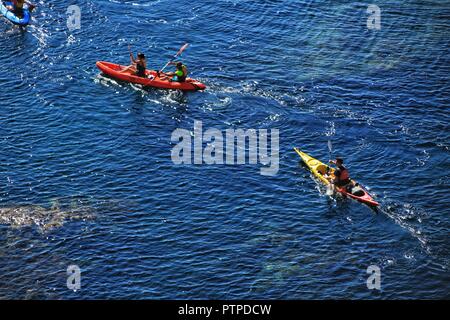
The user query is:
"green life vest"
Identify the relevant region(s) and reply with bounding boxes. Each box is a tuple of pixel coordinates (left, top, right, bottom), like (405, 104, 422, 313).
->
(174, 65, 188, 82)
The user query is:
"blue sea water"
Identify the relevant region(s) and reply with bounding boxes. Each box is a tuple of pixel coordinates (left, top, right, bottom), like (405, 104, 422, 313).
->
(0, 0, 449, 299)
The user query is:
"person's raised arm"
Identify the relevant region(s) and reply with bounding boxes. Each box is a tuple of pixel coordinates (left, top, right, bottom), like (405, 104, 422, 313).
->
(130, 53, 136, 64)
(25, 1, 36, 12)
(128, 45, 136, 64)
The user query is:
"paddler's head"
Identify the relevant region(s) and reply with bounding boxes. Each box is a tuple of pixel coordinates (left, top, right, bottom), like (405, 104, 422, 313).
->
(137, 53, 146, 60)
(176, 62, 183, 69)
(335, 157, 344, 166)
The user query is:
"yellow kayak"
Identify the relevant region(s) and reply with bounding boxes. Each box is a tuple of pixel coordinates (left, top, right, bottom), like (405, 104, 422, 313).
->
(294, 147, 379, 207)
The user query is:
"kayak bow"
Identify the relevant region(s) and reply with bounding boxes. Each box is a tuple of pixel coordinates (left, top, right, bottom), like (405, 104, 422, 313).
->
(294, 147, 379, 207)
(96, 61, 206, 91)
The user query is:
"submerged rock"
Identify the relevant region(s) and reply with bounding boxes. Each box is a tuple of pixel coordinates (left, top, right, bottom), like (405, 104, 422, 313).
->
(0, 202, 94, 233)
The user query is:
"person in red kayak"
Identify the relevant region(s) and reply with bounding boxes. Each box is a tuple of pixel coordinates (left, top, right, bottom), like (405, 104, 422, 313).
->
(328, 157, 351, 191)
(160, 62, 188, 82)
(120, 50, 147, 78)
(5, 0, 36, 17)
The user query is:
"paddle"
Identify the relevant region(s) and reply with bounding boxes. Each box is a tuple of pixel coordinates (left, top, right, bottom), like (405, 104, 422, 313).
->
(328, 140, 333, 161)
(27, 2, 36, 12)
(119, 45, 134, 72)
(128, 44, 133, 60)
(159, 43, 189, 74)
(326, 140, 334, 195)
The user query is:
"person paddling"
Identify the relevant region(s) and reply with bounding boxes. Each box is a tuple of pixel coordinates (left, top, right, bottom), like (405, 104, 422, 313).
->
(5, 0, 36, 17)
(120, 50, 147, 78)
(160, 61, 188, 82)
(328, 157, 351, 191)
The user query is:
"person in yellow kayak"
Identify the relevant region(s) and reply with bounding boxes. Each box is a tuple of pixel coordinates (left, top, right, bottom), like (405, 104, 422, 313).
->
(4, 0, 36, 17)
(120, 50, 147, 78)
(328, 157, 351, 191)
(160, 62, 188, 82)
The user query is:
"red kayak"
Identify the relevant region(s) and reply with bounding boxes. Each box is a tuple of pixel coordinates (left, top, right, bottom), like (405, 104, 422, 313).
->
(96, 61, 206, 91)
